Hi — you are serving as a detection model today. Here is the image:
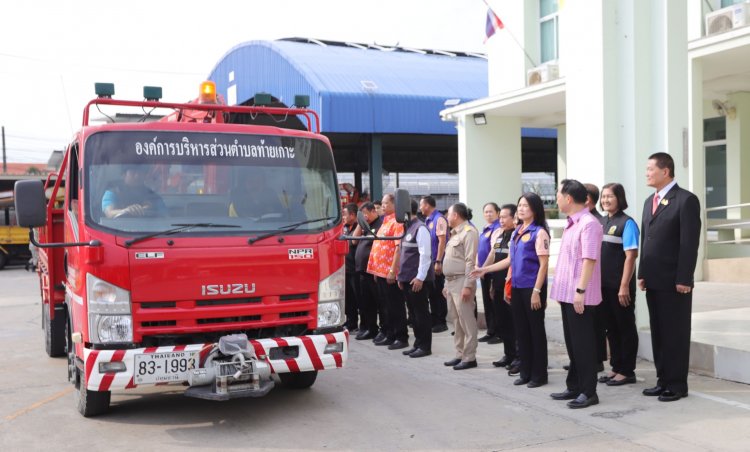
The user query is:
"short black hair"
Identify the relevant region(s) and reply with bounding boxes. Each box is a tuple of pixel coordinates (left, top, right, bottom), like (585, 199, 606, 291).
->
(410, 199, 419, 215)
(360, 201, 376, 212)
(600, 182, 629, 212)
(648, 152, 675, 178)
(500, 203, 517, 217)
(559, 179, 588, 204)
(420, 195, 436, 208)
(450, 202, 471, 220)
(373, 200, 382, 206)
(584, 183, 599, 205)
(344, 203, 358, 216)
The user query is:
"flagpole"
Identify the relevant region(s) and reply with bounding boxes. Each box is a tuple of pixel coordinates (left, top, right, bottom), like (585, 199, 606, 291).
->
(483, 0, 538, 68)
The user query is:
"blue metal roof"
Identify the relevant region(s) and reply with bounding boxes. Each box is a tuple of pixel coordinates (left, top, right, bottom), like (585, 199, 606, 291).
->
(207, 40, 488, 135)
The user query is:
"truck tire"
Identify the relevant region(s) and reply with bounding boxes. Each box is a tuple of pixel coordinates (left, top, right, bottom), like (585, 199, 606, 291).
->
(279, 370, 318, 389)
(44, 305, 66, 357)
(68, 318, 111, 417)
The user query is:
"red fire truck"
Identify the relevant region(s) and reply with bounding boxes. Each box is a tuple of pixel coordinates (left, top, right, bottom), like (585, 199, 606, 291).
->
(14, 82, 406, 417)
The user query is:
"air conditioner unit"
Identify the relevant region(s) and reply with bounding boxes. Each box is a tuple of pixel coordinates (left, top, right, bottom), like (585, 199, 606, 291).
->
(527, 63, 559, 87)
(705, 2, 750, 36)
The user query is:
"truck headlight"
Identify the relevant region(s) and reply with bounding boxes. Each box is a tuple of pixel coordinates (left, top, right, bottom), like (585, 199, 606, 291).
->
(86, 273, 133, 344)
(317, 265, 344, 328)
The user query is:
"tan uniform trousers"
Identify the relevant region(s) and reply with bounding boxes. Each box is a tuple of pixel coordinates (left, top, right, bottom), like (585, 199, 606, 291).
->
(445, 276, 478, 362)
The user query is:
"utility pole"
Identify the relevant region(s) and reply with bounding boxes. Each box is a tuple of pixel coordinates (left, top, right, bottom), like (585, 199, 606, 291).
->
(1, 126, 6, 174)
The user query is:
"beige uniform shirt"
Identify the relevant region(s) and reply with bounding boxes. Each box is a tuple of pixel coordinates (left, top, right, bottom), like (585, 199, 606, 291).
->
(442, 221, 479, 289)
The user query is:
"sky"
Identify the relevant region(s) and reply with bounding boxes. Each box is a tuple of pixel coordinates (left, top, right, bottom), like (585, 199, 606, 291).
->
(0, 0, 488, 163)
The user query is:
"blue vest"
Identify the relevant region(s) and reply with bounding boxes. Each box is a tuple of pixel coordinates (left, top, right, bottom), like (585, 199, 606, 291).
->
(425, 209, 448, 263)
(478, 219, 500, 265)
(509, 223, 544, 289)
(398, 219, 435, 283)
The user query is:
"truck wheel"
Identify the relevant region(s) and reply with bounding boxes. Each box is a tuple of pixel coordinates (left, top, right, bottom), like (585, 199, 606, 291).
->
(69, 320, 111, 417)
(279, 371, 318, 389)
(44, 305, 66, 357)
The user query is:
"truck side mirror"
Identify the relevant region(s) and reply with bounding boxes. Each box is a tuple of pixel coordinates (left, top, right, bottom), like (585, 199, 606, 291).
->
(356, 211, 372, 235)
(393, 188, 411, 224)
(14, 180, 47, 228)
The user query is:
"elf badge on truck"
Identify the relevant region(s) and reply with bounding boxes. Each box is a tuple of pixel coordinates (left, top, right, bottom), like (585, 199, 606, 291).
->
(15, 82, 410, 417)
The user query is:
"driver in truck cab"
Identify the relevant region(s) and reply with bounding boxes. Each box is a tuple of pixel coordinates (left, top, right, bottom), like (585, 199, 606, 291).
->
(101, 165, 167, 218)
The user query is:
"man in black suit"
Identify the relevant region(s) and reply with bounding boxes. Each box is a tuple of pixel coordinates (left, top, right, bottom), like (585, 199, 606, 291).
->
(638, 152, 701, 402)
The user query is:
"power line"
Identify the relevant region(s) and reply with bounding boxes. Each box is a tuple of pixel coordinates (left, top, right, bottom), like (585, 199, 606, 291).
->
(0, 51, 205, 76)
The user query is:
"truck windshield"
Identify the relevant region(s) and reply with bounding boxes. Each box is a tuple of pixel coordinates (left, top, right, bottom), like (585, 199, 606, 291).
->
(83, 131, 340, 235)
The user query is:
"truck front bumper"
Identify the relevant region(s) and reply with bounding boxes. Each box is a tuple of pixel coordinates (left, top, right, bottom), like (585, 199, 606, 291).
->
(83, 330, 349, 392)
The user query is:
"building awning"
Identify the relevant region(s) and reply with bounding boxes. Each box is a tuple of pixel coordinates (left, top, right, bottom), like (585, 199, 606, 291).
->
(441, 78, 566, 129)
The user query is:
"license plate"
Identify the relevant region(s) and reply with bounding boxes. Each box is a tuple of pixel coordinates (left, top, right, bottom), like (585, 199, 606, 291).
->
(134, 351, 194, 385)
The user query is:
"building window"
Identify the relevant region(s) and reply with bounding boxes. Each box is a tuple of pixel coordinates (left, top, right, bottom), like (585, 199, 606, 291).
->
(540, 0, 559, 64)
(721, 0, 745, 8)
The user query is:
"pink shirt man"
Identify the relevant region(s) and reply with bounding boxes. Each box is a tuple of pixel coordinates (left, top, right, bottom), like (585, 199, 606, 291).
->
(550, 209, 603, 306)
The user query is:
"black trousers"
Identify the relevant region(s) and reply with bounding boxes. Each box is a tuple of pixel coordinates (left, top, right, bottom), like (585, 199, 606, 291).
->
(428, 273, 448, 327)
(511, 287, 547, 383)
(377, 277, 407, 342)
(493, 285, 516, 360)
(344, 271, 360, 330)
(593, 304, 608, 364)
(481, 274, 498, 336)
(358, 272, 379, 333)
(601, 287, 638, 377)
(647, 289, 692, 394)
(403, 281, 433, 352)
(561, 303, 597, 398)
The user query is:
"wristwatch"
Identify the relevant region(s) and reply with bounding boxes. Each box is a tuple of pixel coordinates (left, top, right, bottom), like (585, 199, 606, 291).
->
(575, 288, 586, 294)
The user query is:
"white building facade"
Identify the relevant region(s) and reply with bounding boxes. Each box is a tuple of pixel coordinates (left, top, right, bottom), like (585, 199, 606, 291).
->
(442, 0, 750, 296)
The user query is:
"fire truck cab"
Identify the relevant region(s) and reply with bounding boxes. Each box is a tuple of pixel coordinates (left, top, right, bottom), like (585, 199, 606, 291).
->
(14, 82, 409, 416)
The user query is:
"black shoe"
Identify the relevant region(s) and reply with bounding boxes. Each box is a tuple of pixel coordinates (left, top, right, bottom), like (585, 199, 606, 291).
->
(431, 324, 448, 333)
(550, 389, 578, 400)
(568, 393, 599, 409)
(388, 340, 409, 350)
(642, 385, 666, 396)
(507, 365, 520, 376)
(453, 360, 477, 370)
(444, 358, 462, 367)
(595, 362, 605, 373)
(492, 356, 513, 368)
(606, 375, 637, 386)
(374, 337, 395, 346)
(478, 334, 493, 342)
(409, 349, 431, 358)
(513, 377, 530, 386)
(598, 375, 613, 383)
(658, 390, 688, 402)
(355, 330, 376, 340)
(372, 332, 386, 343)
(402, 347, 418, 356)
(527, 379, 548, 388)
(487, 336, 503, 344)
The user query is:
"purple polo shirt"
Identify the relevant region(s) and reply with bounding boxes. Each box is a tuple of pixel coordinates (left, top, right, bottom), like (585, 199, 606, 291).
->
(550, 209, 603, 306)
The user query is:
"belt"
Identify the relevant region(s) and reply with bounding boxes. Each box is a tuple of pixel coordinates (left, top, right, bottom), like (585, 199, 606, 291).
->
(444, 274, 464, 282)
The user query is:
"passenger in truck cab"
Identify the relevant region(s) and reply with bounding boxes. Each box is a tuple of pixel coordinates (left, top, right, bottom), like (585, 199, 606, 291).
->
(102, 165, 167, 218)
(229, 171, 282, 218)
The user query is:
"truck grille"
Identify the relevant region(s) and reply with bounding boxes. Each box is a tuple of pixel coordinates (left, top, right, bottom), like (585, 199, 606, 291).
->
(133, 293, 316, 341)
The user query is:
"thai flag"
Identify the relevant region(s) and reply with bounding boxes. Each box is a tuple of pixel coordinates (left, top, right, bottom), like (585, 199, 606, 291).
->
(484, 5, 504, 43)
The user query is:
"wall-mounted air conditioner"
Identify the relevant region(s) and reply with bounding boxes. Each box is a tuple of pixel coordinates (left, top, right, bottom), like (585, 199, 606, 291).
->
(705, 2, 750, 36)
(527, 63, 559, 87)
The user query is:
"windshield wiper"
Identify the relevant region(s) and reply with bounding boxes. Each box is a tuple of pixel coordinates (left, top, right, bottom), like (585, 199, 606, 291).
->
(248, 217, 336, 245)
(124, 223, 240, 247)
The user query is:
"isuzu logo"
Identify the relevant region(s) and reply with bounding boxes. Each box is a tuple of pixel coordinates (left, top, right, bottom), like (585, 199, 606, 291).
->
(201, 283, 256, 296)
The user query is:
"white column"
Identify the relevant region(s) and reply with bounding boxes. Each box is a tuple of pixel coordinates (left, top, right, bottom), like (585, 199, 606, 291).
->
(726, 92, 750, 238)
(556, 124, 567, 181)
(689, 57, 706, 279)
(458, 114, 522, 230)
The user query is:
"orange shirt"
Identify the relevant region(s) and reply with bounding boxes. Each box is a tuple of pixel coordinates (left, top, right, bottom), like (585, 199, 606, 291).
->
(366, 213, 404, 278)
